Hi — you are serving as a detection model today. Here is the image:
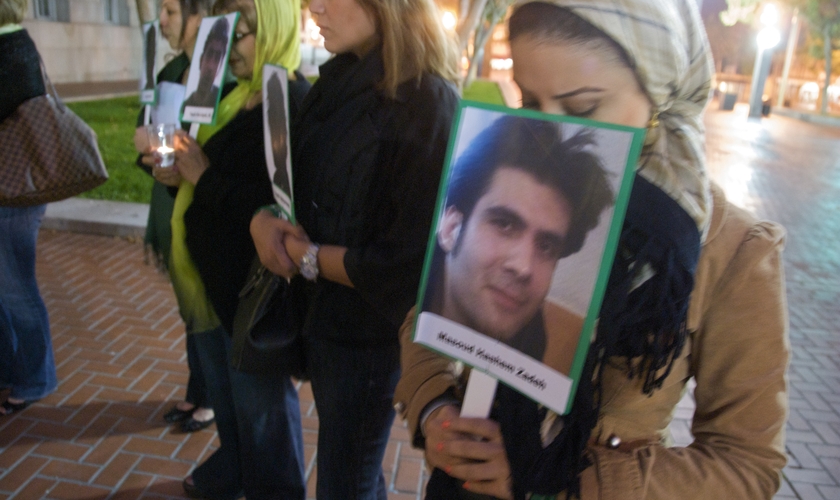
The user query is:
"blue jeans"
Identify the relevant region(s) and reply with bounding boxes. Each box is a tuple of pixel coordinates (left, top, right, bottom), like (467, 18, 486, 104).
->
(184, 333, 211, 409)
(306, 337, 400, 500)
(0, 205, 56, 401)
(191, 327, 305, 500)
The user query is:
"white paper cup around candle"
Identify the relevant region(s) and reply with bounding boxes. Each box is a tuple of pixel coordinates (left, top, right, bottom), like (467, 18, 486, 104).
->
(146, 124, 176, 168)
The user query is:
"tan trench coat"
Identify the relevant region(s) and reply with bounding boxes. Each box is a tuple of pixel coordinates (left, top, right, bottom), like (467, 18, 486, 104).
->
(394, 183, 789, 499)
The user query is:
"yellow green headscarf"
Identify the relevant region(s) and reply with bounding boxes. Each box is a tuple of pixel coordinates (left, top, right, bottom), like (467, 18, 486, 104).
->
(168, 0, 302, 333)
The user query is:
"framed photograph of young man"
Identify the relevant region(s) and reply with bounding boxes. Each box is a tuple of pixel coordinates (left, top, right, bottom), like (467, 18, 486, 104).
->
(139, 21, 158, 105)
(262, 64, 294, 220)
(181, 13, 238, 125)
(412, 102, 644, 415)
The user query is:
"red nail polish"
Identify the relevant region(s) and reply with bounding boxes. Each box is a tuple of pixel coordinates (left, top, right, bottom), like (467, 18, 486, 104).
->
(463, 481, 470, 490)
(444, 465, 452, 475)
(436, 442, 444, 452)
(442, 420, 451, 429)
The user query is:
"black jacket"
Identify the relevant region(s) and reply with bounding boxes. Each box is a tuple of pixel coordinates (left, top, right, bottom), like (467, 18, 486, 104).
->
(184, 73, 311, 333)
(0, 29, 45, 123)
(292, 48, 459, 345)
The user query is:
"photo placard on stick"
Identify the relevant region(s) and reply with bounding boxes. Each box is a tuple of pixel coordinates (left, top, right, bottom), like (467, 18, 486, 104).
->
(139, 21, 158, 105)
(180, 13, 238, 125)
(412, 102, 644, 416)
(262, 64, 294, 221)
(150, 82, 186, 126)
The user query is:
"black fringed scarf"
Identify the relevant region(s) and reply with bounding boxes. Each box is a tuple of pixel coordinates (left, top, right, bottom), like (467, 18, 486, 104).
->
(425, 175, 701, 500)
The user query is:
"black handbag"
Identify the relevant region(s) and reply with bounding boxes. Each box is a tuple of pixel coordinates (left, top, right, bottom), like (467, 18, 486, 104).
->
(230, 257, 306, 379)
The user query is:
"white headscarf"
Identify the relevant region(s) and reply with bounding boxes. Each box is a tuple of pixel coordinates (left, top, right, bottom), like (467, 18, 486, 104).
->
(521, 0, 714, 235)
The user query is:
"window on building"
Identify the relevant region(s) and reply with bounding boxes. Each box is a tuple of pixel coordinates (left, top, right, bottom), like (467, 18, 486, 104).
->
(104, 0, 130, 26)
(34, 0, 69, 22)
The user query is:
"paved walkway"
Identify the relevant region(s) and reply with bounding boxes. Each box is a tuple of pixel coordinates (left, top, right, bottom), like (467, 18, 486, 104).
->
(1, 107, 839, 499)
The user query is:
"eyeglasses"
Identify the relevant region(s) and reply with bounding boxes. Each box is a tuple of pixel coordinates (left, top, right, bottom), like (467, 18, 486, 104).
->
(233, 31, 254, 44)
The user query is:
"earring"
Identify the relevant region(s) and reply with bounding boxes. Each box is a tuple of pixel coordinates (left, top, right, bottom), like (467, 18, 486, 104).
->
(647, 112, 660, 130)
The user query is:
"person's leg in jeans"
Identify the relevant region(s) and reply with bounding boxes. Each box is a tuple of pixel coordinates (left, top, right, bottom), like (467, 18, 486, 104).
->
(185, 333, 211, 409)
(229, 367, 305, 499)
(0, 205, 56, 407)
(307, 337, 400, 500)
(188, 327, 243, 499)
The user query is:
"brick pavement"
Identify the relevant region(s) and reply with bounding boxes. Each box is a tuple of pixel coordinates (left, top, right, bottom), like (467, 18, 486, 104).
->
(1, 108, 839, 499)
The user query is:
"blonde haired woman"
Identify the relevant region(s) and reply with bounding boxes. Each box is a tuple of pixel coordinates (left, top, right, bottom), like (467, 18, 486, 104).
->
(249, 0, 459, 496)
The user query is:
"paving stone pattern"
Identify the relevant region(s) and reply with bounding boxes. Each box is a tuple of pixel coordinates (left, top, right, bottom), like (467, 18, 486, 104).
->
(1, 109, 839, 499)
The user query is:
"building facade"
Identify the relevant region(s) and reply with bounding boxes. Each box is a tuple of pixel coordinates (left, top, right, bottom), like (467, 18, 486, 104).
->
(22, 0, 148, 87)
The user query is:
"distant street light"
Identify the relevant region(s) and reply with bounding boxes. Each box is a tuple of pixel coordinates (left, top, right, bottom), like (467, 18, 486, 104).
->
(442, 11, 457, 31)
(749, 3, 781, 118)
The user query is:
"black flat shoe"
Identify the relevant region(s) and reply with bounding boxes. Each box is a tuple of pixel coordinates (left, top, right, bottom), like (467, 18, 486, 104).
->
(181, 415, 215, 433)
(163, 405, 195, 423)
(182, 476, 205, 499)
(0, 399, 30, 416)
(182, 475, 243, 500)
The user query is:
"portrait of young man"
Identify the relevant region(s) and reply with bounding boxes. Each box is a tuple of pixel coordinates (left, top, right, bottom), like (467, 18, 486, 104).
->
(266, 71, 290, 198)
(422, 115, 615, 373)
(142, 23, 156, 92)
(183, 16, 229, 110)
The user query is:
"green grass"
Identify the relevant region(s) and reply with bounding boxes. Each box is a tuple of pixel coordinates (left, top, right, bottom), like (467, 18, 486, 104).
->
(68, 79, 504, 203)
(463, 79, 506, 106)
(67, 96, 152, 203)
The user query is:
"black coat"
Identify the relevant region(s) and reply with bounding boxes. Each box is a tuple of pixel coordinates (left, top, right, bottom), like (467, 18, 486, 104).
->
(0, 29, 45, 123)
(292, 48, 459, 345)
(184, 74, 311, 332)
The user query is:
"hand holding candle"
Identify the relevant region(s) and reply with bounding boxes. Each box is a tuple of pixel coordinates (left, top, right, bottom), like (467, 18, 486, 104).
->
(145, 123, 176, 167)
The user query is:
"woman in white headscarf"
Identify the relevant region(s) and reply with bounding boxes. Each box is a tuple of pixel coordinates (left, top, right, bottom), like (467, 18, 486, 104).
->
(394, 1, 789, 499)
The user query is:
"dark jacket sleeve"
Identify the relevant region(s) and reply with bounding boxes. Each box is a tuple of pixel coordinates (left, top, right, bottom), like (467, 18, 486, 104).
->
(0, 30, 46, 123)
(185, 106, 273, 331)
(343, 77, 459, 327)
(187, 77, 309, 330)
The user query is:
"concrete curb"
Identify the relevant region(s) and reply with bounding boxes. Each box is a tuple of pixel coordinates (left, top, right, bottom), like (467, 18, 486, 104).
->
(43, 198, 149, 239)
(771, 107, 840, 128)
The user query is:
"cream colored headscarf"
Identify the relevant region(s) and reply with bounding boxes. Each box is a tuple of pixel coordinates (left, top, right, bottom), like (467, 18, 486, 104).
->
(520, 0, 714, 235)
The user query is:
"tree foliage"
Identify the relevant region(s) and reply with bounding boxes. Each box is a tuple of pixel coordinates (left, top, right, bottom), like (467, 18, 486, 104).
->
(792, 0, 840, 113)
(462, 0, 515, 88)
(720, 0, 762, 26)
(722, 0, 840, 113)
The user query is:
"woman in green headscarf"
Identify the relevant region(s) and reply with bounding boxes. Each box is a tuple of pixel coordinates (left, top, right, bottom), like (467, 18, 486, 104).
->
(151, 0, 310, 497)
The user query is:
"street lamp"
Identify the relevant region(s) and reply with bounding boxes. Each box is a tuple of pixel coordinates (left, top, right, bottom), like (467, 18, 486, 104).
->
(748, 3, 781, 118)
(441, 11, 457, 31)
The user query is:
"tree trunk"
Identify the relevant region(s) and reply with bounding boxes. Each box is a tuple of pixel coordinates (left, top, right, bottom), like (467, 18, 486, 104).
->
(460, 0, 470, 20)
(456, 0, 490, 56)
(136, 0, 154, 25)
(464, 18, 495, 89)
(821, 25, 831, 115)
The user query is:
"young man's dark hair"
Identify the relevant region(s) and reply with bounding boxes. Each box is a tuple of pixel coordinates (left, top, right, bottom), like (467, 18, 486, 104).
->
(206, 14, 229, 45)
(183, 15, 228, 108)
(446, 115, 614, 258)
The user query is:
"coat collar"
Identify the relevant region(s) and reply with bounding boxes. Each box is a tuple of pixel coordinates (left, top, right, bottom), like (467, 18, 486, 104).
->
(304, 47, 385, 121)
(704, 183, 727, 246)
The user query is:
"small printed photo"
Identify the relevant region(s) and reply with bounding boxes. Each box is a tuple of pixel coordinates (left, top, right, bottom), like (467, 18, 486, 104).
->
(149, 82, 186, 126)
(139, 21, 158, 104)
(181, 13, 237, 124)
(262, 64, 293, 220)
(414, 103, 643, 414)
